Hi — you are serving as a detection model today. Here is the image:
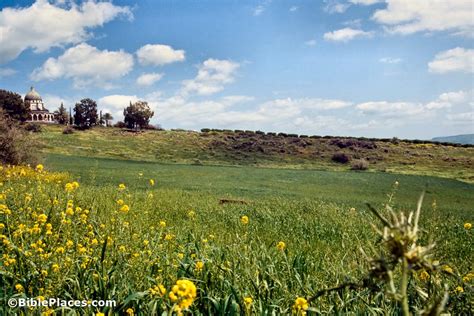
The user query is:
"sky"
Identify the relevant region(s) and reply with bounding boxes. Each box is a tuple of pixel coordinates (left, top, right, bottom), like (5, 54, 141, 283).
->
(0, 0, 473, 139)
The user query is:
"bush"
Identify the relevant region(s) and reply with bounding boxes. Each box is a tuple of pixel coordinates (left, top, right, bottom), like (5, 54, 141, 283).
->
(24, 123, 43, 133)
(351, 159, 369, 170)
(62, 126, 74, 134)
(201, 128, 211, 133)
(0, 109, 39, 165)
(332, 152, 350, 164)
(114, 121, 127, 128)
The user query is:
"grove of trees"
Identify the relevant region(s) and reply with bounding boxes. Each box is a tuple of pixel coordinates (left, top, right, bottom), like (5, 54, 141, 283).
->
(0, 89, 29, 122)
(123, 101, 154, 130)
(73, 98, 98, 129)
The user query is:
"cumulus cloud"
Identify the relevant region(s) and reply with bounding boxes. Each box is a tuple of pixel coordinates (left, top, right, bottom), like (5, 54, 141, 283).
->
(447, 111, 474, 123)
(428, 47, 474, 74)
(136, 44, 185, 66)
(323, 28, 374, 42)
(425, 90, 468, 109)
(136, 73, 163, 86)
(181, 59, 240, 96)
(30, 43, 134, 88)
(356, 101, 426, 117)
(323, 1, 351, 14)
(372, 0, 474, 36)
(0, 0, 132, 63)
(98, 94, 139, 119)
(0, 68, 16, 77)
(350, 0, 381, 5)
(379, 57, 402, 64)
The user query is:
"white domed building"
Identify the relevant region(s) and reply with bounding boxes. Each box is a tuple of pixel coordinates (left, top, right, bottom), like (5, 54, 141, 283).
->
(24, 86, 55, 123)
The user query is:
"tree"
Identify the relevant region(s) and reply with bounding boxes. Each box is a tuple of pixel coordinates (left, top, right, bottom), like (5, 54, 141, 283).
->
(54, 103, 69, 125)
(74, 98, 98, 129)
(123, 101, 154, 130)
(0, 108, 38, 165)
(103, 112, 113, 127)
(0, 89, 29, 122)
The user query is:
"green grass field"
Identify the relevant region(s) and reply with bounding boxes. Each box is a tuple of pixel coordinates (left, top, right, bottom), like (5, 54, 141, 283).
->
(1, 127, 472, 315)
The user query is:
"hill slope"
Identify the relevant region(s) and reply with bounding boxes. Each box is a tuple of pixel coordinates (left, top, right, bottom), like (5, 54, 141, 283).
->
(432, 134, 474, 145)
(36, 125, 474, 182)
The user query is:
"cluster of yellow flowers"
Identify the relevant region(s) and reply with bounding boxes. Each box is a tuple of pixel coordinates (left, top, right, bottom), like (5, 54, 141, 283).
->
(169, 279, 198, 315)
(293, 297, 309, 315)
(65, 181, 80, 192)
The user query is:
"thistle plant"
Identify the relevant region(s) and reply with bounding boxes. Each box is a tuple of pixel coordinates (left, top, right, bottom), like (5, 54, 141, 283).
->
(310, 191, 449, 315)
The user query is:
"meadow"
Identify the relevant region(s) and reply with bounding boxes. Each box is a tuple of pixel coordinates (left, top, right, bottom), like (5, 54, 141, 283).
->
(0, 127, 473, 315)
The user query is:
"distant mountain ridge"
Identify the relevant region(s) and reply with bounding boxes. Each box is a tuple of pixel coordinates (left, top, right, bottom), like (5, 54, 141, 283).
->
(432, 134, 474, 145)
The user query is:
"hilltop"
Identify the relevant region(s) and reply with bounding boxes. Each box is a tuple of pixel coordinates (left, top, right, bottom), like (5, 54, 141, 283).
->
(432, 134, 474, 145)
(36, 125, 474, 182)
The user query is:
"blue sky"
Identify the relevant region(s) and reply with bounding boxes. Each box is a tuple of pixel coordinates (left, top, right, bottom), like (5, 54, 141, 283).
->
(0, 0, 472, 139)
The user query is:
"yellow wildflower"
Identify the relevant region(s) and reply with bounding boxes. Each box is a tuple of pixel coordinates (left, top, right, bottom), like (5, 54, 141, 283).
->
(37, 214, 48, 224)
(126, 308, 134, 316)
(52, 264, 60, 272)
(36, 164, 44, 172)
(277, 241, 286, 251)
(419, 270, 430, 281)
(455, 286, 464, 293)
(443, 265, 454, 274)
(464, 223, 472, 230)
(169, 279, 197, 311)
(149, 179, 155, 186)
(159, 221, 166, 228)
(118, 183, 126, 190)
(195, 261, 204, 271)
(244, 297, 253, 310)
(116, 199, 124, 205)
(240, 215, 249, 225)
(293, 297, 309, 314)
(15, 284, 24, 292)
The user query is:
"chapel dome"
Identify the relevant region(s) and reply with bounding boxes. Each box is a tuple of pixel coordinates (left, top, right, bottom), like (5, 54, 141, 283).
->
(25, 86, 42, 101)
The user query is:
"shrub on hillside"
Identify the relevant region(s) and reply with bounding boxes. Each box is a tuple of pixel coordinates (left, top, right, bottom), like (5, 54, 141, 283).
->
(201, 128, 211, 133)
(114, 121, 127, 128)
(351, 159, 369, 170)
(332, 152, 350, 164)
(0, 109, 39, 165)
(24, 123, 43, 133)
(62, 126, 74, 134)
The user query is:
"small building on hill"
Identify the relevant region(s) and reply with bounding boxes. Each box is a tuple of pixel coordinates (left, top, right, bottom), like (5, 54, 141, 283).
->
(24, 86, 55, 123)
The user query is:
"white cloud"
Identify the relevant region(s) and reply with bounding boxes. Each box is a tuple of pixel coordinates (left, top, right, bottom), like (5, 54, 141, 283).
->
(350, 0, 381, 5)
(0, 0, 132, 63)
(289, 6, 299, 12)
(428, 47, 474, 74)
(0, 68, 16, 77)
(372, 0, 474, 36)
(181, 59, 240, 96)
(136, 44, 185, 66)
(425, 90, 469, 109)
(323, 28, 374, 42)
(253, 5, 265, 16)
(305, 39, 317, 46)
(356, 101, 426, 117)
(98, 94, 139, 120)
(447, 111, 474, 123)
(324, 1, 350, 14)
(379, 57, 402, 64)
(30, 43, 134, 88)
(136, 73, 164, 86)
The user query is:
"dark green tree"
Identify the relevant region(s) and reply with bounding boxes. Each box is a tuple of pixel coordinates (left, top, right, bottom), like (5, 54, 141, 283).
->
(74, 98, 98, 129)
(123, 101, 154, 130)
(54, 102, 69, 125)
(103, 112, 113, 127)
(0, 89, 29, 122)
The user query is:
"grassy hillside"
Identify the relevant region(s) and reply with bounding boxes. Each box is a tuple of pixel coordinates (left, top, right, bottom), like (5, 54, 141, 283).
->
(37, 125, 474, 182)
